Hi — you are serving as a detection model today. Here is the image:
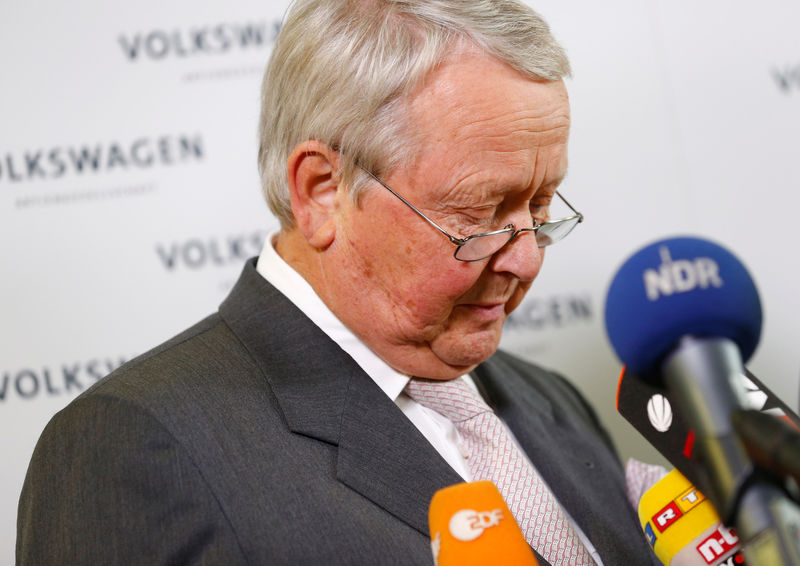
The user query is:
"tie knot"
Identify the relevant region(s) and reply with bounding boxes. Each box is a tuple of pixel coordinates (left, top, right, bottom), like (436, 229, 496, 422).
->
(404, 377, 490, 422)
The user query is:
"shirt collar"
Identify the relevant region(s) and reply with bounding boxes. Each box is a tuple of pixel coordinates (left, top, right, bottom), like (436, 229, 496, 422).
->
(255, 232, 410, 402)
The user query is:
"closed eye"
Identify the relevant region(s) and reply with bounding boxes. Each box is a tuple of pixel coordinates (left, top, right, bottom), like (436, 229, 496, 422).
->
(450, 204, 500, 226)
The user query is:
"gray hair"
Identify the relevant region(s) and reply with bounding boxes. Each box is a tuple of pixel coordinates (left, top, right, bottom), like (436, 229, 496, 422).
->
(258, 0, 571, 228)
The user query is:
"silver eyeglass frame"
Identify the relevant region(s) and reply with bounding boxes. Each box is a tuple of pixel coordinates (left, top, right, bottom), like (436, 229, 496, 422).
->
(359, 166, 584, 262)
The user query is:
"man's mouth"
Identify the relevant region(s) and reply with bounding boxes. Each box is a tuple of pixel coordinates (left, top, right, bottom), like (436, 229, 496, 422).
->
(459, 302, 507, 320)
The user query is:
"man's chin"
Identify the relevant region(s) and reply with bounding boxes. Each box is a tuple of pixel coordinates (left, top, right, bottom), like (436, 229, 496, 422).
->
(430, 330, 502, 373)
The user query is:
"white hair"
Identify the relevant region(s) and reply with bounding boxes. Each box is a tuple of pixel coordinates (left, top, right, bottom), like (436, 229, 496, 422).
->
(258, 0, 571, 227)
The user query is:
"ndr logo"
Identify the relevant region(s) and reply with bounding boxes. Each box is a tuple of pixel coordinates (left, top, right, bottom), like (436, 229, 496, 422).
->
(643, 246, 723, 301)
(119, 21, 281, 62)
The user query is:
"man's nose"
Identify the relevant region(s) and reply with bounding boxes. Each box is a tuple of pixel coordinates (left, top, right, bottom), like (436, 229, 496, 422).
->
(488, 228, 543, 281)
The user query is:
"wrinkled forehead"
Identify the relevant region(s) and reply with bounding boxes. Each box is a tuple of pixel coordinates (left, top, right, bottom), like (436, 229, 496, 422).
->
(405, 54, 568, 150)
(391, 54, 569, 199)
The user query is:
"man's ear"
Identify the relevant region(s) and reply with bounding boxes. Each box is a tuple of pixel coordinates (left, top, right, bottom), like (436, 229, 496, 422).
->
(286, 141, 342, 249)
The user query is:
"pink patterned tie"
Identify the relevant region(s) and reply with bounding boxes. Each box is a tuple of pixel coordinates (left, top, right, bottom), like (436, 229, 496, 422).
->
(405, 377, 594, 566)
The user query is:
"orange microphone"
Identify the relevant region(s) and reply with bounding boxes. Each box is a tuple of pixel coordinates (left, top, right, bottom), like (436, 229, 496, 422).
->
(428, 481, 538, 566)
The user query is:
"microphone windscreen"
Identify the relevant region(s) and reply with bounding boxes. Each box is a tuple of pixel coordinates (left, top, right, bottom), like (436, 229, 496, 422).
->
(605, 236, 761, 376)
(428, 481, 538, 566)
(638, 469, 742, 565)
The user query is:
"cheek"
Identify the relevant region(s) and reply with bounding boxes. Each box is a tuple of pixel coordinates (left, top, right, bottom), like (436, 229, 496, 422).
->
(356, 229, 473, 297)
(387, 263, 487, 341)
(341, 202, 484, 322)
(398, 261, 481, 313)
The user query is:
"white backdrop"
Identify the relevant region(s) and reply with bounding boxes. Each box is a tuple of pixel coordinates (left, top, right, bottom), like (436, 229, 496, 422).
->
(2, 1, 798, 561)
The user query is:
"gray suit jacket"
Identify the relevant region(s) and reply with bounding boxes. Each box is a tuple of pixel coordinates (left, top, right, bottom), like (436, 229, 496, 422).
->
(17, 260, 658, 565)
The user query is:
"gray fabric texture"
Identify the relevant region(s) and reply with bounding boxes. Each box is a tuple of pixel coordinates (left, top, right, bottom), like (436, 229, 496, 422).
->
(17, 259, 658, 565)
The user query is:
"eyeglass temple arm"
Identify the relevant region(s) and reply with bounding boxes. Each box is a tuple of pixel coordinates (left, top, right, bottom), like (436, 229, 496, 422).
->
(556, 190, 584, 223)
(361, 165, 581, 238)
(359, 167, 469, 245)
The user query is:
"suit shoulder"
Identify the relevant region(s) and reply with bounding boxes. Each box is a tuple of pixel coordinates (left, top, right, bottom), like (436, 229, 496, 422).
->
(77, 312, 258, 407)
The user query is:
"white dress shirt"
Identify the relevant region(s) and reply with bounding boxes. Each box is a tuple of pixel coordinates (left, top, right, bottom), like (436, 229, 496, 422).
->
(255, 233, 602, 564)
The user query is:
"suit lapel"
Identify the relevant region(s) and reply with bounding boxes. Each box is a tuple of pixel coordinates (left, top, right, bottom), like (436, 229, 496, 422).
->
(473, 361, 595, 530)
(337, 369, 463, 535)
(219, 260, 462, 536)
(472, 355, 658, 564)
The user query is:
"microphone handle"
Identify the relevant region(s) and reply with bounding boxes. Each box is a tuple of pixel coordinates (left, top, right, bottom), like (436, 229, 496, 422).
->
(662, 336, 752, 519)
(732, 409, 800, 485)
(663, 336, 800, 565)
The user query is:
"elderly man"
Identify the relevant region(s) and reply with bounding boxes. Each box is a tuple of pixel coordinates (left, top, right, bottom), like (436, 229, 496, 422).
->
(18, 1, 658, 564)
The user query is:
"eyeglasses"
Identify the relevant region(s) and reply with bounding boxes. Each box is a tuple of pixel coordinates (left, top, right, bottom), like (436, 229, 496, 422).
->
(359, 167, 584, 262)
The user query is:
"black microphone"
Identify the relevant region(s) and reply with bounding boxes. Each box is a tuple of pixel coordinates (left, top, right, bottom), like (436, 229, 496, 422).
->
(616, 365, 800, 490)
(605, 236, 800, 565)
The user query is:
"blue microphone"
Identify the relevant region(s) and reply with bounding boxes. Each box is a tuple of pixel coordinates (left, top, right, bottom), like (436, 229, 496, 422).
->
(605, 236, 800, 565)
(604, 236, 762, 378)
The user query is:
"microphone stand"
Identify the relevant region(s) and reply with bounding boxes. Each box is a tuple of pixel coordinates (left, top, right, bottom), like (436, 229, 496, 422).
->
(662, 336, 800, 565)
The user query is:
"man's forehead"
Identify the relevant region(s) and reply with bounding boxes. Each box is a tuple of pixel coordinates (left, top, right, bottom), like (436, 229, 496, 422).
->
(381, 50, 571, 202)
(436, 166, 568, 202)
(403, 61, 570, 159)
(408, 50, 569, 115)
(409, 126, 570, 194)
